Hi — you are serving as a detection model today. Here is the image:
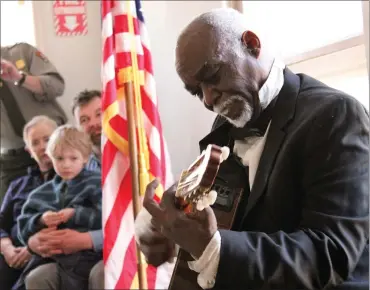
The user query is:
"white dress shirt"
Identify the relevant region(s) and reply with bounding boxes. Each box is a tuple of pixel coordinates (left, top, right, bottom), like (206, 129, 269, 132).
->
(188, 58, 286, 289)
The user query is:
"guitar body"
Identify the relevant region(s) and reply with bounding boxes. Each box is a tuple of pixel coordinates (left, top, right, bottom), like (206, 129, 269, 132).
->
(168, 144, 245, 290)
(168, 250, 202, 290)
(169, 185, 244, 290)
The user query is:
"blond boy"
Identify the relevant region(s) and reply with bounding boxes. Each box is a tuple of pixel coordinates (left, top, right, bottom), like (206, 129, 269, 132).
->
(15, 125, 102, 290)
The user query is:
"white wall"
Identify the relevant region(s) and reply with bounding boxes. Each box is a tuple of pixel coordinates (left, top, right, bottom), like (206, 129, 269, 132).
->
(141, 1, 221, 177)
(362, 0, 369, 73)
(32, 1, 102, 122)
(289, 44, 369, 110)
(32, 1, 222, 177)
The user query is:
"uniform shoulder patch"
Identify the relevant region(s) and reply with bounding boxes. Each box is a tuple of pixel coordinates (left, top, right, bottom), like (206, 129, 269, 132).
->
(35, 50, 49, 63)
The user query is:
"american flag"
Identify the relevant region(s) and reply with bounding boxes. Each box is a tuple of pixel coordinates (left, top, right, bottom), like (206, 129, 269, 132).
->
(101, 0, 174, 289)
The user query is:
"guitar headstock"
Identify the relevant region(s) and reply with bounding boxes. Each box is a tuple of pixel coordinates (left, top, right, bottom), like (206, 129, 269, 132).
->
(175, 144, 230, 212)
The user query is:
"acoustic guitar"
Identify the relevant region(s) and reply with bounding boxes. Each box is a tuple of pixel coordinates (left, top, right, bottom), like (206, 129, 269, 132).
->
(168, 144, 244, 290)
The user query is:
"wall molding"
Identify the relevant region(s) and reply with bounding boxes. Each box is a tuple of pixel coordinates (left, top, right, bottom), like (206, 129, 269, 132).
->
(285, 35, 365, 66)
(288, 44, 367, 80)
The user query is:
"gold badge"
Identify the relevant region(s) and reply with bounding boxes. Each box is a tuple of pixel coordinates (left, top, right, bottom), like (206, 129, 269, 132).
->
(15, 59, 26, 70)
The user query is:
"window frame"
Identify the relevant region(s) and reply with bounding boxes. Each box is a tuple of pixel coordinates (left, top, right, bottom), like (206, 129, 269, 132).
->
(226, 0, 368, 70)
(226, 0, 369, 108)
(0, 0, 37, 47)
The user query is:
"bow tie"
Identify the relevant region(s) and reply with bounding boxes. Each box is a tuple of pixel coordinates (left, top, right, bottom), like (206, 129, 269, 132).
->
(229, 96, 278, 140)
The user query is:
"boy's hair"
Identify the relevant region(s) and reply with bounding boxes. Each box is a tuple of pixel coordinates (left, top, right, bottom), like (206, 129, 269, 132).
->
(72, 89, 101, 115)
(23, 115, 58, 146)
(46, 124, 93, 158)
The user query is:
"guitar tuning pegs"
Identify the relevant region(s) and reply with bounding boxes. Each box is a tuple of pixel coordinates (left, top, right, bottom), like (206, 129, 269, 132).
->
(220, 147, 230, 162)
(195, 190, 218, 211)
(207, 190, 217, 205)
(196, 199, 205, 211)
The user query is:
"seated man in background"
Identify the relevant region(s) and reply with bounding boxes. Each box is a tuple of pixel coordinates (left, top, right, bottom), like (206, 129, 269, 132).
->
(72, 89, 102, 165)
(25, 90, 104, 290)
(1, 42, 67, 203)
(0, 116, 58, 290)
(16, 125, 102, 290)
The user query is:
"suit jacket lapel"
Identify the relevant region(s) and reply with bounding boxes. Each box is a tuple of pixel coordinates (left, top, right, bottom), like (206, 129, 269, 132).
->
(198, 69, 301, 221)
(242, 69, 301, 218)
(243, 121, 286, 216)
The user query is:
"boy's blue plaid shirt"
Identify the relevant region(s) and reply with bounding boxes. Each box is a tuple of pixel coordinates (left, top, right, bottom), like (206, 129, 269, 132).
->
(17, 167, 102, 245)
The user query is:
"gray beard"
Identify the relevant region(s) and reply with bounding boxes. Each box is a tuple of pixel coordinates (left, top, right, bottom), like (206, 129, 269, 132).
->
(214, 95, 253, 128)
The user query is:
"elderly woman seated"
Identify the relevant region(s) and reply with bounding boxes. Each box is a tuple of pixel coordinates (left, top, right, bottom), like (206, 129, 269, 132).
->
(0, 116, 58, 290)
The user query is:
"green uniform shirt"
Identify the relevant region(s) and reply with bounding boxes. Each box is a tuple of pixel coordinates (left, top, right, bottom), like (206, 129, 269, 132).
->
(0, 42, 67, 150)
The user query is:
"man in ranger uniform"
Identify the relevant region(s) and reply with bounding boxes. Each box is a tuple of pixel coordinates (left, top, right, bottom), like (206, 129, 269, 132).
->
(0, 42, 67, 202)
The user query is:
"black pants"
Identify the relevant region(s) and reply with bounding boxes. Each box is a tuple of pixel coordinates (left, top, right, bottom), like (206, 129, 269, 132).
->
(0, 254, 26, 290)
(12, 251, 102, 290)
(0, 149, 35, 204)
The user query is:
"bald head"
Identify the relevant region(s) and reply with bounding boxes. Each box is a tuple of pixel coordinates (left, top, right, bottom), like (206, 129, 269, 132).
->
(176, 8, 248, 75)
(175, 8, 273, 128)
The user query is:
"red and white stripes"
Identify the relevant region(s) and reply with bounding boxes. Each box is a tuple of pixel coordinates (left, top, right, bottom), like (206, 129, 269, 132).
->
(101, 1, 174, 289)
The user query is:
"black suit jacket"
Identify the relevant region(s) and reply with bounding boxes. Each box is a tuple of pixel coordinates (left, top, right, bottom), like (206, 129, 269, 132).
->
(199, 69, 369, 290)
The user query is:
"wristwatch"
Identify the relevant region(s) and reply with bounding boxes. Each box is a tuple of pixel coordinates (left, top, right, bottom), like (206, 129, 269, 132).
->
(14, 71, 26, 87)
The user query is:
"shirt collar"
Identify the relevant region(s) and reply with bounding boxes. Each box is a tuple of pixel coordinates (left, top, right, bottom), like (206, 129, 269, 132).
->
(52, 167, 89, 192)
(259, 57, 286, 109)
(92, 146, 101, 163)
(229, 58, 285, 140)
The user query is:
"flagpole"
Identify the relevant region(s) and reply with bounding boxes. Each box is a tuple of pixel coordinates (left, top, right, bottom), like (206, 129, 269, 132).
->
(126, 5, 150, 196)
(124, 80, 148, 290)
(125, 1, 148, 289)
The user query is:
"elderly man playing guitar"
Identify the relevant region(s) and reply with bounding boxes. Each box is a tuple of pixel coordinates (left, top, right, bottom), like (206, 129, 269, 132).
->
(135, 8, 369, 290)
